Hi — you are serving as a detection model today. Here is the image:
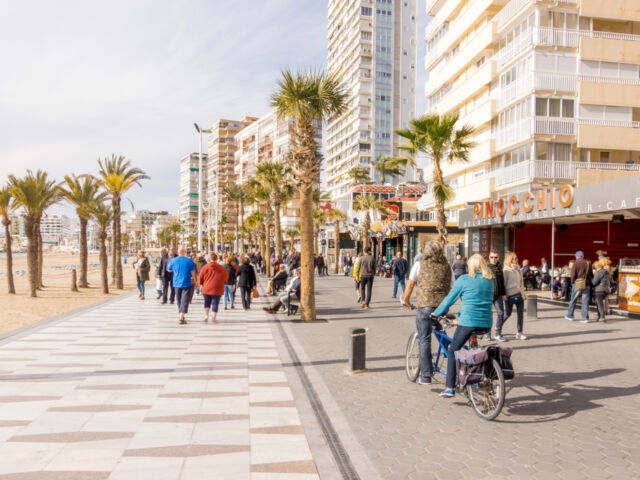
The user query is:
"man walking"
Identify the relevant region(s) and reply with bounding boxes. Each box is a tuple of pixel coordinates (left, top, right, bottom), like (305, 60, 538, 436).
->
(158, 246, 176, 304)
(451, 254, 467, 281)
(487, 251, 506, 341)
(565, 251, 593, 323)
(167, 246, 197, 325)
(358, 247, 376, 309)
(391, 251, 408, 299)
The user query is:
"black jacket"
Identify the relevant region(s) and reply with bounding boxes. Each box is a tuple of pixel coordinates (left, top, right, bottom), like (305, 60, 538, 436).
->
(158, 254, 174, 280)
(236, 263, 257, 289)
(489, 261, 506, 299)
(224, 263, 237, 286)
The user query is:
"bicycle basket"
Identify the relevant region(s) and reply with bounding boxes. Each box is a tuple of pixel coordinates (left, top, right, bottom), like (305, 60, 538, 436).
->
(455, 349, 489, 386)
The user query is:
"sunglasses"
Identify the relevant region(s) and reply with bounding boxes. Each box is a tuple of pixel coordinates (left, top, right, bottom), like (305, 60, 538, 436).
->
(489, 256, 498, 259)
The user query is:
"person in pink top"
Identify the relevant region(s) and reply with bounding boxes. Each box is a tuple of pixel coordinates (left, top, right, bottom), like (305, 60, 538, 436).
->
(197, 253, 229, 323)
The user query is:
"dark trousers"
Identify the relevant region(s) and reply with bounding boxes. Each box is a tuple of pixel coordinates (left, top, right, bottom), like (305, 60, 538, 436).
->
(360, 275, 374, 306)
(240, 286, 252, 309)
(492, 297, 504, 334)
(446, 325, 489, 389)
(595, 291, 608, 319)
(162, 276, 175, 303)
(175, 286, 193, 314)
(416, 307, 435, 379)
(500, 295, 524, 335)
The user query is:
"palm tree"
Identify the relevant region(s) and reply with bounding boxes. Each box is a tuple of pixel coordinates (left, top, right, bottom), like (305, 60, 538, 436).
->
(353, 194, 388, 251)
(396, 113, 475, 243)
(156, 228, 172, 247)
(59, 175, 105, 288)
(245, 210, 265, 259)
(89, 201, 115, 294)
(8, 170, 60, 297)
(121, 233, 131, 253)
(372, 155, 405, 184)
(347, 165, 371, 185)
(284, 227, 299, 252)
(253, 161, 295, 260)
(98, 155, 149, 289)
(246, 180, 273, 275)
(271, 70, 346, 321)
(326, 209, 347, 274)
(223, 183, 249, 253)
(168, 221, 183, 247)
(0, 187, 16, 294)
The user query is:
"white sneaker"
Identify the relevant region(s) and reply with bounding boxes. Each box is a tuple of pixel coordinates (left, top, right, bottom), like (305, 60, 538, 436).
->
(495, 335, 507, 342)
(483, 334, 491, 341)
(580, 319, 589, 323)
(564, 316, 574, 321)
(515, 333, 528, 340)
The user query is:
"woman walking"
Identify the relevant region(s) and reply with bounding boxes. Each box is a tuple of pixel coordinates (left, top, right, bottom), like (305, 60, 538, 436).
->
(134, 250, 150, 300)
(197, 253, 228, 323)
(236, 256, 257, 310)
(223, 256, 237, 310)
(592, 260, 612, 322)
(496, 252, 527, 341)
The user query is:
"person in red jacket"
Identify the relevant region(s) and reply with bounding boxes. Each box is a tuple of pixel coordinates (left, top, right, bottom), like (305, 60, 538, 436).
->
(197, 253, 229, 323)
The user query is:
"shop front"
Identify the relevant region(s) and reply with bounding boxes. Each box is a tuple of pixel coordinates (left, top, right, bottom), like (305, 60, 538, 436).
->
(459, 175, 640, 312)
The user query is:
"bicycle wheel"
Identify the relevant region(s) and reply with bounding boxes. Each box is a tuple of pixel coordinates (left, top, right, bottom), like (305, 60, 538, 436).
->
(405, 333, 420, 382)
(466, 358, 505, 421)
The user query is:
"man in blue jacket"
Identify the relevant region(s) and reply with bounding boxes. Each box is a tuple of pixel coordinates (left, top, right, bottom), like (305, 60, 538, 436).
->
(391, 252, 408, 299)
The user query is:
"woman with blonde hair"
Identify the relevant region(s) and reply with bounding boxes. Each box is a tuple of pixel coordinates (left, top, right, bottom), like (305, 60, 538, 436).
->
(497, 252, 527, 342)
(432, 253, 494, 398)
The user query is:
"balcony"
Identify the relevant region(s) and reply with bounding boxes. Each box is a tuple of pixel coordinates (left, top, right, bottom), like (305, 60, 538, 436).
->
(579, 80, 640, 107)
(580, 0, 640, 23)
(577, 120, 640, 150)
(579, 31, 640, 64)
(495, 0, 579, 32)
(495, 27, 579, 69)
(431, 60, 495, 113)
(534, 117, 575, 136)
(495, 117, 575, 149)
(459, 100, 496, 130)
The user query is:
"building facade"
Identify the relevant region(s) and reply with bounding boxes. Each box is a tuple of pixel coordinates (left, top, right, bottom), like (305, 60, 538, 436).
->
(326, 0, 419, 211)
(206, 117, 257, 235)
(39, 214, 74, 245)
(179, 153, 207, 236)
(421, 0, 640, 222)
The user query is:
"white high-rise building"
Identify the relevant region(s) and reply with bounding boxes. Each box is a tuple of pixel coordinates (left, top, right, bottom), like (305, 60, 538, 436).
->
(326, 0, 419, 211)
(178, 153, 207, 236)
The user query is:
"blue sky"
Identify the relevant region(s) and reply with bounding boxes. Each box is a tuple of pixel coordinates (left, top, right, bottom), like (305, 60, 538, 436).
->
(0, 0, 428, 217)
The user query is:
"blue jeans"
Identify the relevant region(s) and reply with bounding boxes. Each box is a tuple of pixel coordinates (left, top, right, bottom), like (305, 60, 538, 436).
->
(416, 307, 435, 379)
(136, 277, 145, 297)
(393, 275, 406, 298)
(501, 294, 524, 335)
(492, 297, 504, 336)
(567, 284, 591, 320)
(223, 284, 235, 308)
(446, 325, 489, 389)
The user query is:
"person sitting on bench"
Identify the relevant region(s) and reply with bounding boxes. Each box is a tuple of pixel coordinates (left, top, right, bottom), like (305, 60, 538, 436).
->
(264, 268, 301, 314)
(265, 265, 289, 295)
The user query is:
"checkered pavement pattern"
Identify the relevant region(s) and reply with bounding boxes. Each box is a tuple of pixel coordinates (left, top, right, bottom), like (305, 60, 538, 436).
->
(0, 291, 318, 480)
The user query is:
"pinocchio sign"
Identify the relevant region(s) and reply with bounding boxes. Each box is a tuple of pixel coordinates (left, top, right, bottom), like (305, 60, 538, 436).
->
(473, 186, 573, 220)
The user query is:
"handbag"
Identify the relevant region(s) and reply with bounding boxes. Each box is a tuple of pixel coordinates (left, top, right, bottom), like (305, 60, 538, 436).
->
(574, 278, 586, 291)
(251, 287, 259, 298)
(155, 278, 163, 291)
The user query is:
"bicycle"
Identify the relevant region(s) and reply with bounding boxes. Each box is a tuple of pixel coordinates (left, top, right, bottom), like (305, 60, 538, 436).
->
(405, 314, 506, 421)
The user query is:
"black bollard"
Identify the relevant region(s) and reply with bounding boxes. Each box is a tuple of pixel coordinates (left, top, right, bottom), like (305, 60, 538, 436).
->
(526, 295, 537, 320)
(347, 327, 367, 374)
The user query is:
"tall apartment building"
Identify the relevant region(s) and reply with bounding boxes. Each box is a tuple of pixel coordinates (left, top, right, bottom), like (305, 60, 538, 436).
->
(206, 117, 257, 233)
(326, 0, 419, 212)
(40, 214, 74, 245)
(178, 153, 207, 235)
(234, 110, 322, 229)
(423, 0, 640, 220)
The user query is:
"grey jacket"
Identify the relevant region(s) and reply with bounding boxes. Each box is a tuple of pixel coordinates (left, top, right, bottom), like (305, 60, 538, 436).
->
(592, 268, 611, 294)
(358, 255, 377, 277)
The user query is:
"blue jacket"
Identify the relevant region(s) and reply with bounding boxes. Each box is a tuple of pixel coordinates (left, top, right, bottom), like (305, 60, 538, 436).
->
(392, 257, 408, 277)
(433, 270, 494, 329)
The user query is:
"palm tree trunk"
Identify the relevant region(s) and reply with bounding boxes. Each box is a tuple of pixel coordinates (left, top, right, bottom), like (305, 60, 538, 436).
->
(36, 218, 44, 288)
(240, 201, 245, 252)
(363, 213, 371, 250)
(333, 221, 340, 274)
(4, 220, 15, 294)
(433, 158, 448, 244)
(111, 200, 117, 285)
(264, 223, 271, 277)
(299, 185, 316, 322)
(273, 201, 282, 259)
(115, 199, 123, 289)
(99, 231, 109, 294)
(24, 216, 38, 297)
(235, 205, 239, 253)
(313, 224, 319, 256)
(258, 233, 265, 269)
(79, 216, 88, 288)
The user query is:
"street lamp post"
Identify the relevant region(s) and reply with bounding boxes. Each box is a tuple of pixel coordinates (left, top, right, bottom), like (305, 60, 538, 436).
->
(194, 123, 212, 252)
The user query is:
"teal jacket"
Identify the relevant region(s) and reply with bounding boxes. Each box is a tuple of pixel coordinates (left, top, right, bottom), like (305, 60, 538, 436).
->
(433, 270, 494, 329)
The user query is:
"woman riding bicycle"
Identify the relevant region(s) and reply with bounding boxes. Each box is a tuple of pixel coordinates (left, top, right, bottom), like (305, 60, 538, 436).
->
(432, 253, 494, 398)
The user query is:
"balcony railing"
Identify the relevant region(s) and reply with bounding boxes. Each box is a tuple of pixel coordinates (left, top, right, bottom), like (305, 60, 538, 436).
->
(493, 160, 640, 186)
(578, 119, 640, 129)
(494, 0, 579, 30)
(534, 117, 575, 136)
(495, 27, 579, 68)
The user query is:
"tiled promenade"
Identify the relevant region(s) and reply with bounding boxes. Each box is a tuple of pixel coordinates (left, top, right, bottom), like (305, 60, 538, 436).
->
(0, 291, 319, 480)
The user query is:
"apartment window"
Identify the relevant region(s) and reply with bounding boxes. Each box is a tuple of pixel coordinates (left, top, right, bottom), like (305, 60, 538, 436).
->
(535, 97, 574, 118)
(536, 142, 572, 162)
(359, 143, 371, 151)
(580, 104, 632, 121)
(361, 7, 372, 16)
(600, 152, 610, 163)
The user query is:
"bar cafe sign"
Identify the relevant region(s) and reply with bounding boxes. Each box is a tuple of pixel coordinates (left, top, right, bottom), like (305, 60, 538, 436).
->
(459, 175, 640, 228)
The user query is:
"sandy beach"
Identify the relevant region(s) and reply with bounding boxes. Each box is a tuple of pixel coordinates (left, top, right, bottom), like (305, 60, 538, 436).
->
(0, 251, 141, 335)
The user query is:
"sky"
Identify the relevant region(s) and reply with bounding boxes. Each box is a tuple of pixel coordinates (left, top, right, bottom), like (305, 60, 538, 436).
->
(0, 0, 428, 219)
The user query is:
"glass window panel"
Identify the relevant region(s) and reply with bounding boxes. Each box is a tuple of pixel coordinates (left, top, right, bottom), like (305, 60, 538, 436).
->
(540, 11, 550, 27)
(536, 97, 548, 116)
(566, 14, 577, 29)
(553, 12, 563, 29)
(536, 52, 555, 71)
(549, 98, 561, 117)
(600, 62, 618, 77)
(562, 99, 574, 118)
(580, 60, 600, 75)
(536, 142, 548, 160)
(619, 63, 638, 79)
